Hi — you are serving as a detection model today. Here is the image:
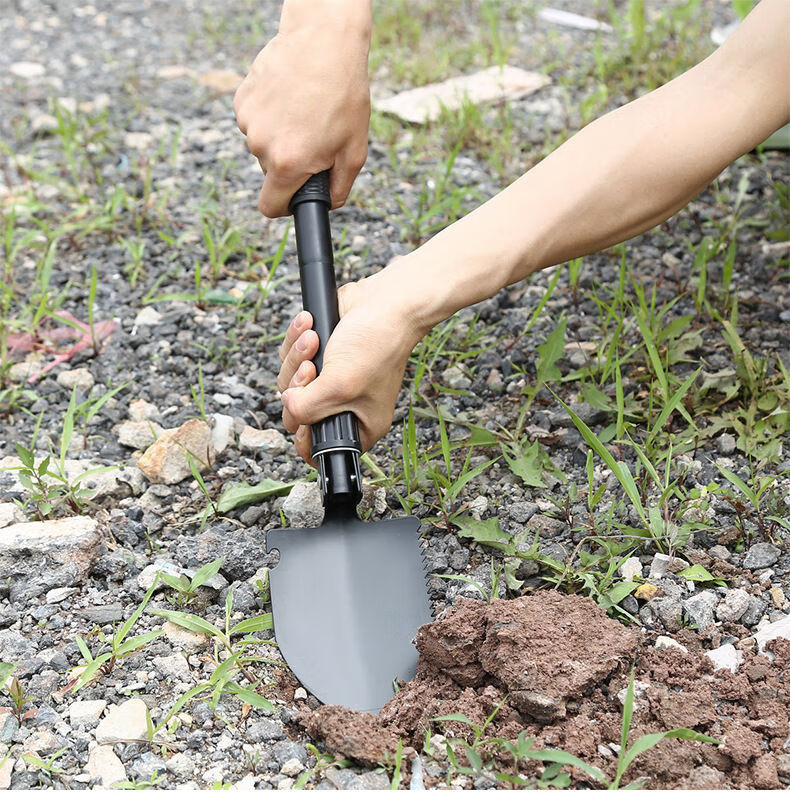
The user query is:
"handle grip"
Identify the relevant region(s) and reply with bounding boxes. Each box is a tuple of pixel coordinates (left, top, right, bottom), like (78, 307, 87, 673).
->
(290, 172, 362, 509)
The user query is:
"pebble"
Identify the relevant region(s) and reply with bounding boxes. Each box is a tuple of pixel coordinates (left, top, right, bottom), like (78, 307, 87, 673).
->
(153, 653, 191, 681)
(682, 591, 718, 631)
(293, 687, 307, 701)
(442, 365, 472, 390)
(741, 596, 768, 627)
(280, 758, 305, 777)
(743, 543, 781, 570)
(166, 752, 196, 780)
(648, 554, 671, 580)
(705, 643, 743, 673)
(211, 414, 234, 455)
(95, 698, 149, 744)
(117, 420, 163, 449)
(654, 636, 688, 653)
(128, 398, 159, 422)
(0, 754, 12, 789)
(45, 586, 77, 603)
(9, 61, 45, 78)
(616, 679, 650, 710)
(754, 613, 790, 652)
(618, 556, 642, 582)
(0, 503, 25, 529)
(716, 433, 736, 455)
(130, 751, 167, 780)
(133, 307, 163, 327)
(716, 588, 751, 623)
(0, 712, 19, 744)
(277, 777, 295, 790)
(246, 718, 285, 743)
(282, 482, 324, 528)
(56, 367, 95, 393)
(87, 745, 127, 787)
(769, 587, 786, 610)
(137, 419, 215, 484)
(163, 621, 210, 653)
(69, 699, 107, 727)
(238, 426, 289, 455)
(273, 740, 307, 767)
(708, 545, 731, 562)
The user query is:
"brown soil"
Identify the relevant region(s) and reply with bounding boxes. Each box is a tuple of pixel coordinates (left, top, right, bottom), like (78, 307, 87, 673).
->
(298, 591, 790, 789)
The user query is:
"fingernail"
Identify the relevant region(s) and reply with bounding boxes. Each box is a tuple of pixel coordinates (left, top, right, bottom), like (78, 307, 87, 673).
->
(295, 311, 308, 330)
(295, 364, 307, 384)
(296, 335, 308, 352)
(281, 389, 291, 408)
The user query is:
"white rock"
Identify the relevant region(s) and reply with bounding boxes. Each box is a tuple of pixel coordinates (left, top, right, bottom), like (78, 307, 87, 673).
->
(282, 482, 324, 528)
(128, 398, 159, 422)
(654, 636, 688, 653)
(716, 588, 751, 623)
(0, 502, 25, 529)
(153, 654, 191, 681)
(648, 554, 671, 580)
(31, 113, 58, 134)
(616, 680, 650, 711)
(213, 392, 232, 406)
(163, 621, 210, 654)
(280, 758, 305, 777)
(202, 766, 226, 786)
(754, 613, 790, 653)
(137, 419, 215, 484)
(538, 7, 613, 31)
(375, 65, 550, 124)
(238, 426, 289, 455)
(124, 131, 153, 150)
(117, 420, 163, 449)
(0, 754, 12, 789)
(87, 744, 126, 787)
(293, 687, 307, 701)
(277, 777, 295, 790)
(133, 307, 162, 327)
(56, 367, 95, 392)
(211, 414, 234, 455)
(95, 698, 149, 744)
(9, 61, 45, 78)
(705, 643, 743, 673)
(235, 774, 257, 790)
(69, 699, 107, 727)
(618, 556, 643, 582)
(45, 586, 77, 603)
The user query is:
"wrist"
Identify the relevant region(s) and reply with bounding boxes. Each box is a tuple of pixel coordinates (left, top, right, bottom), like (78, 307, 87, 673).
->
(280, 0, 372, 40)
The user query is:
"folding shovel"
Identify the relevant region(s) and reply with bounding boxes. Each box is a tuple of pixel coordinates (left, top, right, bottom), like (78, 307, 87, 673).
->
(266, 172, 432, 713)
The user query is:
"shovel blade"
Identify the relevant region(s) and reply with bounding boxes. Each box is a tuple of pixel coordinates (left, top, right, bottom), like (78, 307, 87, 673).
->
(267, 515, 431, 712)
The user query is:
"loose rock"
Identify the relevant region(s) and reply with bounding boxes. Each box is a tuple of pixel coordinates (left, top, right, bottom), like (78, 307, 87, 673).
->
(137, 419, 215, 484)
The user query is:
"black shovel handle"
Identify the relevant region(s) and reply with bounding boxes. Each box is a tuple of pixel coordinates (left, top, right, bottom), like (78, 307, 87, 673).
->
(289, 172, 362, 507)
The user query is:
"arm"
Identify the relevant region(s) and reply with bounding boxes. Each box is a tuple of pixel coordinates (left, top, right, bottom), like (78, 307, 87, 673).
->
(278, 0, 790, 459)
(234, 0, 372, 217)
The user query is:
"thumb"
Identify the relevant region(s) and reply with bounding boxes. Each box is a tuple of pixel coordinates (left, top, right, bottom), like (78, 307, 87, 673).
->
(281, 377, 342, 433)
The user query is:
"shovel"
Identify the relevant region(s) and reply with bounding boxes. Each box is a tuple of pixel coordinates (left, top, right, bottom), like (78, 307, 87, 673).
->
(266, 172, 432, 713)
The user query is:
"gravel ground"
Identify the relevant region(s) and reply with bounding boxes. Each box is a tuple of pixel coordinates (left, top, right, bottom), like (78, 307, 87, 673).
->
(1, 0, 788, 790)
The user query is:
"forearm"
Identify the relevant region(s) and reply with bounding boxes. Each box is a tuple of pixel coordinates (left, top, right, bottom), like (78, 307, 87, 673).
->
(279, 0, 372, 43)
(389, 0, 789, 334)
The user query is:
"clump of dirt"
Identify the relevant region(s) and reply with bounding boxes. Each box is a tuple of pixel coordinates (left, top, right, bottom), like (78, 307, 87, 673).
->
(300, 591, 790, 789)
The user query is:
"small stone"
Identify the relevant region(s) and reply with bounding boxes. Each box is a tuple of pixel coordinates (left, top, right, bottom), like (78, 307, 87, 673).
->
(87, 745, 126, 787)
(280, 758, 305, 777)
(153, 653, 191, 681)
(708, 545, 731, 562)
(616, 680, 650, 710)
(0, 753, 12, 789)
(618, 556, 642, 582)
(56, 367, 94, 392)
(130, 751, 167, 781)
(442, 365, 472, 391)
(769, 587, 786, 610)
(716, 588, 751, 623)
(741, 596, 767, 627)
(9, 61, 45, 78)
(213, 393, 232, 406)
(754, 613, 790, 652)
(282, 482, 324, 528)
(273, 741, 307, 767)
(743, 543, 781, 570)
(293, 687, 308, 701)
(124, 131, 153, 150)
(648, 554, 671, 580)
(166, 752, 195, 780)
(654, 636, 688, 653)
(163, 620, 210, 653)
(133, 307, 162, 327)
(706, 643, 743, 673)
(777, 754, 790, 779)
(635, 583, 658, 601)
(0, 503, 25, 529)
(197, 69, 244, 93)
(0, 712, 19, 744)
(277, 777, 295, 790)
(22, 729, 61, 754)
(682, 591, 718, 631)
(238, 426, 289, 455)
(246, 718, 284, 742)
(45, 586, 77, 603)
(95, 698, 149, 744)
(211, 414, 234, 455)
(716, 433, 736, 455)
(117, 420, 163, 449)
(511, 690, 564, 721)
(137, 419, 215, 484)
(69, 699, 107, 727)
(128, 399, 159, 422)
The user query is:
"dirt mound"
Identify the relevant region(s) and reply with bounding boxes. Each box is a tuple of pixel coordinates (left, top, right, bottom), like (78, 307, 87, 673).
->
(300, 592, 790, 789)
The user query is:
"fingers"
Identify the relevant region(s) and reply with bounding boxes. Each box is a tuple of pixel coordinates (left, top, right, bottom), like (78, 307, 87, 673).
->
(277, 327, 319, 394)
(328, 144, 368, 210)
(257, 165, 314, 219)
(278, 310, 313, 363)
(281, 380, 342, 434)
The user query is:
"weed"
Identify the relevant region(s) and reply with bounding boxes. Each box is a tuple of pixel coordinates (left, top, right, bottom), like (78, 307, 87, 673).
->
(0, 662, 36, 724)
(69, 581, 163, 691)
(21, 746, 68, 778)
(160, 557, 224, 609)
(115, 770, 166, 790)
(293, 744, 353, 789)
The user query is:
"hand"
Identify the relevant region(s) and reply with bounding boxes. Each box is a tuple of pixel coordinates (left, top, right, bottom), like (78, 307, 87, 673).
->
(233, 1, 372, 217)
(277, 270, 425, 462)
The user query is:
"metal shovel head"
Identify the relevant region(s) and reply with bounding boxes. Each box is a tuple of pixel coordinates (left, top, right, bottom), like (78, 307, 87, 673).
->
(267, 514, 431, 713)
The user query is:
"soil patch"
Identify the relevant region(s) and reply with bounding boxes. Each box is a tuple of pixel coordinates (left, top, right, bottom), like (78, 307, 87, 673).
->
(301, 591, 789, 789)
